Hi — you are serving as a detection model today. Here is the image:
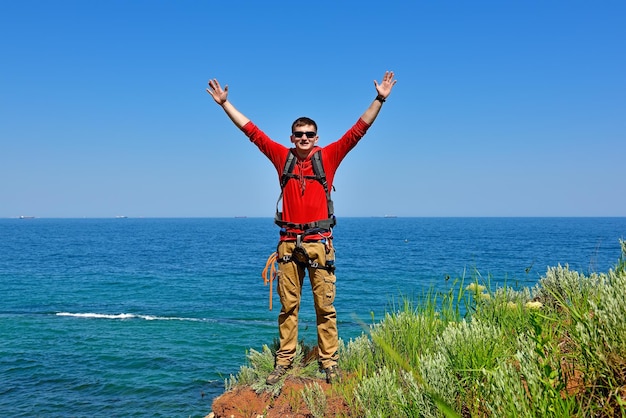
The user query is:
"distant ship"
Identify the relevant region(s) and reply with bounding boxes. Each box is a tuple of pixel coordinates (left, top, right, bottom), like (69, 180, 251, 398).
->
(383, 215, 398, 218)
(115, 215, 128, 219)
(19, 216, 35, 219)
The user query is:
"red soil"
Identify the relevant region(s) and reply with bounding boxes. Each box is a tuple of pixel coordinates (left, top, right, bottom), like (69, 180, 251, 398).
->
(209, 376, 353, 418)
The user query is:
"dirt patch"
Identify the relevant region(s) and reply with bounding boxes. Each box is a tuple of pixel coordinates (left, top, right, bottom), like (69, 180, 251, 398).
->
(210, 376, 353, 418)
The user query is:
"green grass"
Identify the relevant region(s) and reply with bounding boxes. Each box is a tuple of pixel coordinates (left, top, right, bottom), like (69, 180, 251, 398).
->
(224, 240, 626, 417)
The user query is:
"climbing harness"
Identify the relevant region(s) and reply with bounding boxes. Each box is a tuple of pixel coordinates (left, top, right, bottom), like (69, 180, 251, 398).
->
(276, 238, 336, 273)
(261, 240, 336, 311)
(276, 249, 336, 273)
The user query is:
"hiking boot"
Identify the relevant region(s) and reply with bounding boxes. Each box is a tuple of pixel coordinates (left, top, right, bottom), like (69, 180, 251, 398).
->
(266, 364, 291, 385)
(324, 365, 340, 384)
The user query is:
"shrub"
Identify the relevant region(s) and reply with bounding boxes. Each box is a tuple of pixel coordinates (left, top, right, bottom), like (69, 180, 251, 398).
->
(301, 381, 327, 418)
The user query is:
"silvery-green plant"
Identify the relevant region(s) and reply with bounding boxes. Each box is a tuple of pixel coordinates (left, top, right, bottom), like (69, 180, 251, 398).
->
(354, 366, 407, 418)
(437, 317, 507, 374)
(568, 267, 626, 406)
(434, 317, 510, 414)
(401, 352, 457, 418)
(483, 328, 577, 417)
(302, 381, 327, 418)
(225, 344, 275, 391)
(225, 342, 317, 397)
(534, 264, 601, 311)
(340, 334, 374, 374)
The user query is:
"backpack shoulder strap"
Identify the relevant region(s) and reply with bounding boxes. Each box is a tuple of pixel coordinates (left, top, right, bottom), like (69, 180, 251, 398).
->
(279, 150, 297, 189)
(310, 150, 328, 193)
(311, 150, 334, 219)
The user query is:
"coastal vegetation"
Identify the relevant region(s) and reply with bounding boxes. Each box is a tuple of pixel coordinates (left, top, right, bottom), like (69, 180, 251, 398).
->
(214, 240, 626, 417)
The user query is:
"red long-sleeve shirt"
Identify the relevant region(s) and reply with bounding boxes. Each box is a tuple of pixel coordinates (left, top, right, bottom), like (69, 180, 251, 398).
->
(241, 118, 370, 235)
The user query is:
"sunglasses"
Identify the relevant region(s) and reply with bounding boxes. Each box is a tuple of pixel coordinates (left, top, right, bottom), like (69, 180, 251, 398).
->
(292, 131, 317, 139)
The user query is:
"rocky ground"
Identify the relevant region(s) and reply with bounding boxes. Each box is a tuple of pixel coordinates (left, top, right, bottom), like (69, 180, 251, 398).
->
(206, 376, 353, 418)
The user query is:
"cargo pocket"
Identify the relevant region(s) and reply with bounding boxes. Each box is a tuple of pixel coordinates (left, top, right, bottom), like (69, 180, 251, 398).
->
(323, 245, 336, 306)
(324, 274, 336, 307)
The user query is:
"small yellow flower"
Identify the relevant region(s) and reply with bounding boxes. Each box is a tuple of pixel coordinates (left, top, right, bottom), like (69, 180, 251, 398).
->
(479, 293, 491, 300)
(525, 301, 543, 310)
(507, 301, 519, 310)
(466, 283, 486, 293)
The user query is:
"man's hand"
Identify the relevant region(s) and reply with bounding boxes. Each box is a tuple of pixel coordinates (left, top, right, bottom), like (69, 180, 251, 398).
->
(206, 77, 250, 128)
(206, 78, 228, 105)
(360, 71, 397, 124)
(374, 71, 397, 99)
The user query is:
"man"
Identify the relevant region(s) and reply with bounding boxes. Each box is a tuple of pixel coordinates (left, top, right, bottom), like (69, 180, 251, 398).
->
(206, 71, 397, 384)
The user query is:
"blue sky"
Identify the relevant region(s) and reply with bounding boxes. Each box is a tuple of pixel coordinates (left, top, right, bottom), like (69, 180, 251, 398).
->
(1, 0, 624, 218)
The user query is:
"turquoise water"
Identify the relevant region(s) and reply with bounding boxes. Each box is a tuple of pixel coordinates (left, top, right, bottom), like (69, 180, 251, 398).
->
(1, 217, 625, 417)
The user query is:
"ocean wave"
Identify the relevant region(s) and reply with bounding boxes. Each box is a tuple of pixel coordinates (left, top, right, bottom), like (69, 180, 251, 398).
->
(55, 312, 209, 322)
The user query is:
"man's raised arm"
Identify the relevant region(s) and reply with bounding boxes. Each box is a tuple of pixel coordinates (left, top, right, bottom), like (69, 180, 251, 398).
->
(206, 78, 250, 129)
(360, 71, 397, 125)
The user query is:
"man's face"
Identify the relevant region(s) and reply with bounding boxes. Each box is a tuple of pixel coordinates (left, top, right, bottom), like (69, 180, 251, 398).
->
(290, 124, 318, 156)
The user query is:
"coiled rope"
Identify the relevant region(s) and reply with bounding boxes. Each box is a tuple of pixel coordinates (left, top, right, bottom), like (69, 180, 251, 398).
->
(262, 252, 278, 310)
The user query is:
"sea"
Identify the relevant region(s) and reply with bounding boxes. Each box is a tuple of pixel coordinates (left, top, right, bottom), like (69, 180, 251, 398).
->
(1, 217, 625, 417)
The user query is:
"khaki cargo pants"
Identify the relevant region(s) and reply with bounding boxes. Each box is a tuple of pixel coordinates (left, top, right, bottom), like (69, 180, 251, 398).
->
(275, 240, 338, 369)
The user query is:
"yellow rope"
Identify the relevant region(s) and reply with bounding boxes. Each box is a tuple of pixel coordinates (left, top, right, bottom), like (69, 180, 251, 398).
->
(262, 252, 278, 311)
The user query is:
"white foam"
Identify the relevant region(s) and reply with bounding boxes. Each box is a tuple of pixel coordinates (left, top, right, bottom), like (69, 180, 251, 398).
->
(55, 312, 205, 322)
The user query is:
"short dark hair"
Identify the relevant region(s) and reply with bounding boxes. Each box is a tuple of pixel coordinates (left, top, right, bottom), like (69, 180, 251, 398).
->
(291, 117, 317, 133)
